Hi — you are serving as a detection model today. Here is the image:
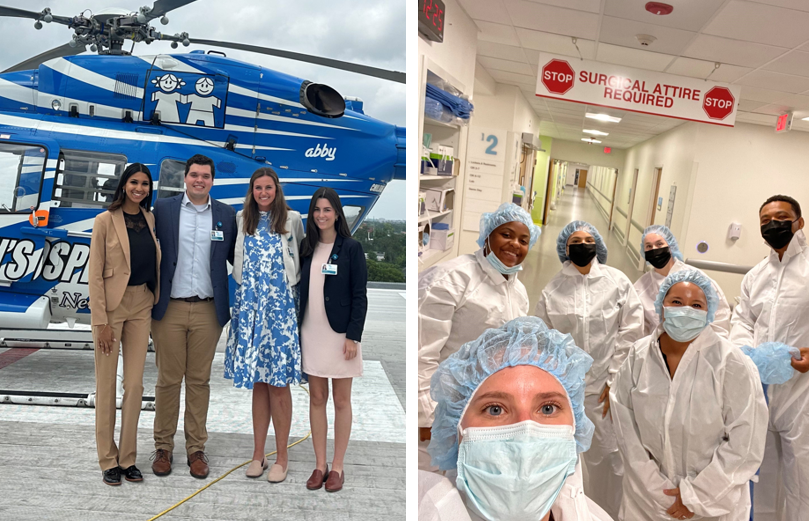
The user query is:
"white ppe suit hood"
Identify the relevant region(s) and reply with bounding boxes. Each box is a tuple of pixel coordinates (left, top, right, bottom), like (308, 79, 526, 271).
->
(418, 249, 529, 428)
(634, 259, 732, 338)
(610, 325, 768, 520)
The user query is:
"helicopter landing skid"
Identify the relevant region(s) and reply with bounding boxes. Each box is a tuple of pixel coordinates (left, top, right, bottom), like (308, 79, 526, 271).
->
(0, 327, 154, 351)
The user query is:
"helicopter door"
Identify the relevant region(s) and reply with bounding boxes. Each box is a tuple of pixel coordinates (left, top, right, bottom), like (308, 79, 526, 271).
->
(0, 139, 52, 287)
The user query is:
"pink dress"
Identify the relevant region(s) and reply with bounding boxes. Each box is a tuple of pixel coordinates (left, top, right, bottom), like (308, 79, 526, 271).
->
(301, 241, 363, 378)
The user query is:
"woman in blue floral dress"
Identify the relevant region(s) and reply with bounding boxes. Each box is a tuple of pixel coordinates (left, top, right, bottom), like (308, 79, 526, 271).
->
(225, 167, 304, 483)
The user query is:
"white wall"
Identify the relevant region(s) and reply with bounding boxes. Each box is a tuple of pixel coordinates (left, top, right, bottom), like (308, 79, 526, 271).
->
(551, 140, 627, 171)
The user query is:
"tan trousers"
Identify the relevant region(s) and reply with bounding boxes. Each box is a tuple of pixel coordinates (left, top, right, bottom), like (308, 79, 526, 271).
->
(152, 299, 223, 455)
(94, 284, 153, 471)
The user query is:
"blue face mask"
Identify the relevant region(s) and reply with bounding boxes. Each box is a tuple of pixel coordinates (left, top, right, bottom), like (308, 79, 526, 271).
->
(663, 306, 708, 342)
(484, 238, 523, 275)
(456, 420, 577, 521)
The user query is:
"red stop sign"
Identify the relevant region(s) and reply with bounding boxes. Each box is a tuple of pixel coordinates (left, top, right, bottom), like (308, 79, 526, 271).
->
(703, 86, 735, 120)
(541, 59, 575, 95)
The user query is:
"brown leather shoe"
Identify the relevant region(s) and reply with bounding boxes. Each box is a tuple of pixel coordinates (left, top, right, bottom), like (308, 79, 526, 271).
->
(306, 465, 329, 490)
(187, 451, 209, 479)
(150, 449, 173, 476)
(324, 470, 344, 492)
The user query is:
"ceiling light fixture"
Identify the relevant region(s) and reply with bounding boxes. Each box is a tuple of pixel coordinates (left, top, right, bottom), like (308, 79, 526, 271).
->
(586, 113, 622, 123)
(583, 129, 609, 136)
(582, 138, 601, 144)
(645, 2, 673, 15)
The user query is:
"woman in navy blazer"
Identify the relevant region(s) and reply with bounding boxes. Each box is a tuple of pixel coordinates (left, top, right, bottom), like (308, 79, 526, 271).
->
(298, 187, 367, 493)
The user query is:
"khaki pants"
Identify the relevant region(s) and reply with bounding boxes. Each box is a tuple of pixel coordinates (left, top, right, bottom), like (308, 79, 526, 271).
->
(152, 299, 223, 455)
(94, 284, 153, 471)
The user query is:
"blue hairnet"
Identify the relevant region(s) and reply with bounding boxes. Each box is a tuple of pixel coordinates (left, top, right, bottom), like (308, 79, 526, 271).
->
(428, 316, 595, 471)
(556, 220, 608, 264)
(742, 342, 801, 385)
(477, 202, 541, 250)
(640, 224, 684, 262)
(654, 269, 719, 324)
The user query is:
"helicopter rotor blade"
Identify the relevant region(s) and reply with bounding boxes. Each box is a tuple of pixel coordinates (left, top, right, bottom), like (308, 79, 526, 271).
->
(186, 38, 405, 84)
(0, 6, 72, 25)
(2, 42, 85, 73)
(146, 0, 199, 20)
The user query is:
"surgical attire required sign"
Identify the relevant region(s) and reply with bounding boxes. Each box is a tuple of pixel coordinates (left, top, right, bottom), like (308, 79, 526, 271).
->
(535, 52, 741, 127)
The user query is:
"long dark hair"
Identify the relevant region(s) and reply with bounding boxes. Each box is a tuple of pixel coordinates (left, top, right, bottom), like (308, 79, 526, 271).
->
(242, 167, 288, 236)
(107, 163, 153, 212)
(301, 187, 352, 258)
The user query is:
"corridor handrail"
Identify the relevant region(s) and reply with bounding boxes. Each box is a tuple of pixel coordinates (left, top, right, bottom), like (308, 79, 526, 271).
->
(615, 206, 627, 218)
(685, 258, 754, 275)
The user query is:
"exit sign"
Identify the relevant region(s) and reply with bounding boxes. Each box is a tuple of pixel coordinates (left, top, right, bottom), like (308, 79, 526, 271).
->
(776, 112, 793, 133)
(604, 147, 611, 154)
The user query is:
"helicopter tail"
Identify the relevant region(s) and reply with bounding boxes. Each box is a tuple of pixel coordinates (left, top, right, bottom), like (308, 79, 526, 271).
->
(393, 125, 406, 180)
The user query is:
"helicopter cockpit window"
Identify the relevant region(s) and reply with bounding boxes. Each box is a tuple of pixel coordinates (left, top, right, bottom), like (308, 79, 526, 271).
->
(342, 205, 364, 231)
(0, 142, 46, 214)
(53, 150, 127, 208)
(157, 159, 187, 199)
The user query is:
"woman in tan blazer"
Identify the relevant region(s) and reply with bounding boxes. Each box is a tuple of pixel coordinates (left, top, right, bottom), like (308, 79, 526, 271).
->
(88, 163, 161, 486)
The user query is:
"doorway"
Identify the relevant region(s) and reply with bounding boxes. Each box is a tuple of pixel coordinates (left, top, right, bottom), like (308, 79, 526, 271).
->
(624, 168, 639, 245)
(578, 169, 588, 189)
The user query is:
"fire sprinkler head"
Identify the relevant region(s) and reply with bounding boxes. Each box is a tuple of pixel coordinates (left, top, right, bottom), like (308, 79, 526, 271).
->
(645, 2, 674, 15)
(636, 34, 657, 46)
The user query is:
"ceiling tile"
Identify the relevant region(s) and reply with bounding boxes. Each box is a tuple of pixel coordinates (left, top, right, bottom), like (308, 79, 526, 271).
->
(703, 0, 809, 49)
(596, 43, 675, 71)
(773, 93, 809, 110)
(664, 57, 752, 83)
(737, 99, 769, 112)
(515, 28, 596, 59)
(754, 104, 792, 115)
(598, 16, 697, 56)
(458, 0, 512, 24)
(487, 69, 537, 87)
(523, 48, 541, 68)
(763, 51, 809, 78)
(603, 0, 726, 32)
(505, 0, 600, 39)
(477, 40, 528, 62)
(753, 0, 809, 10)
(684, 35, 787, 68)
(735, 70, 809, 94)
(523, 0, 601, 14)
(739, 85, 789, 103)
(474, 21, 521, 46)
(477, 56, 534, 75)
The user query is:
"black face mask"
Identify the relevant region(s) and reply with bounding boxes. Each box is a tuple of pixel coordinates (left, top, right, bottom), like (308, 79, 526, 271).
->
(568, 243, 597, 267)
(761, 219, 796, 250)
(645, 246, 672, 269)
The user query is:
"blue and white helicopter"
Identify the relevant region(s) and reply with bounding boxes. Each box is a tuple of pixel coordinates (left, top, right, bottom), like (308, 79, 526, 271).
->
(0, 0, 405, 349)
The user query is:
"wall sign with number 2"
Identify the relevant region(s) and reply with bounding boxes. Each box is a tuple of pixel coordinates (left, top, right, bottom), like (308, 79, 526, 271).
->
(482, 133, 499, 155)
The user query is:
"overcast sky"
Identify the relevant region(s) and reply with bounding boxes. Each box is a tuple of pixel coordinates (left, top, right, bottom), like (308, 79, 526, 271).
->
(0, 0, 405, 220)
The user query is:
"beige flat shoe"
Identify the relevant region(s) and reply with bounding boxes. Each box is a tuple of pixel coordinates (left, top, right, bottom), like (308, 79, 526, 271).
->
(267, 463, 288, 483)
(245, 458, 268, 478)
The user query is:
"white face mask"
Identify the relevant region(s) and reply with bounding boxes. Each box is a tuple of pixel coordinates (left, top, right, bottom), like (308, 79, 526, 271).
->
(662, 305, 708, 342)
(456, 420, 577, 521)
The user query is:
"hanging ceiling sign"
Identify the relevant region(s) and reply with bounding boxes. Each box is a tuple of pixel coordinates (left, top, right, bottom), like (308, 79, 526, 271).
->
(535, 52, 741, 127)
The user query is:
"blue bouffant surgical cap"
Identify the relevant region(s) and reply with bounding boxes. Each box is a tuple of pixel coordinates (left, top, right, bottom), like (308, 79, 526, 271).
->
(477, 202, 541, 250)
(428, 316, 595, 471)
(742, 342, 801, 385)
(556, 220, 608, 265)
(640, 224, 684, 262)
(654, 269, 719, 323)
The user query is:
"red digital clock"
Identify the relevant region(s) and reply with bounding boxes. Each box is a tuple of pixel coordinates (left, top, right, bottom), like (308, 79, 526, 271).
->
(418, 0, 445, 43)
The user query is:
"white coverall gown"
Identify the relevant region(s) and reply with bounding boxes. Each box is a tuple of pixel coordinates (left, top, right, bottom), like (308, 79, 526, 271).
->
(534, 259, 645, 518)
(730, 229, 809, 521)
(418, 464, 614, 521)
(634, 259, 732, 337)
(418, 249, 529, 469)
(610, 326, 767, 521)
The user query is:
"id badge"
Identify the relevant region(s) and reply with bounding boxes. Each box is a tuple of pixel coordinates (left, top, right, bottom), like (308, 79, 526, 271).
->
(211, 230, 224, 241)
(321, 263, 338, 275)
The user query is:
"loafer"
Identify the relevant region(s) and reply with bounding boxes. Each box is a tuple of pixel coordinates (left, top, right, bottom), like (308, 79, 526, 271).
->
(120, 465, 143, 482)
(245, 458, 268, 478)
(267, 463, 288, 483)
(151, 449, 173, 476)
(102, 467, 122, 486)
(324, 470, 344, 492)
(187, 451, 210, 479)
(306, 465, 329, 490)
